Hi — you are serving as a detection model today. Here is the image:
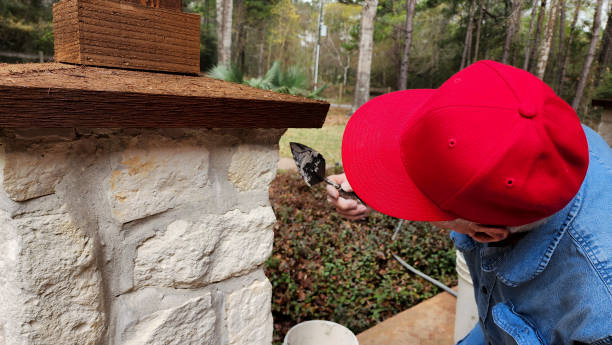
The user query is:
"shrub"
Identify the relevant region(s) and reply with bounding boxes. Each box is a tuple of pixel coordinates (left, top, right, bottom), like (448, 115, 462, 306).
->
(266, 170, 457, 344)
(207, 61, 326, 99)
(595, 69, 612, 100)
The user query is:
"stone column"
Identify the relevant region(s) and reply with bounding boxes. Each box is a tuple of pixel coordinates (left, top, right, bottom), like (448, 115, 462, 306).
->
(599, 108, 612, 146)
(0, 127, 284, 345)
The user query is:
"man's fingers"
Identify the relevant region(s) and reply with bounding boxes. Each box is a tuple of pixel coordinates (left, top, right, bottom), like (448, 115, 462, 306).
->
(343, 213, 369, 220)
(336, 197, 359, 211)
(326, 184, 339, 199)
(327, 173, 346, 185)
(475, 226, 509, 242)
(325, 173, 369, 220)
(336, 204, 368, 216)
(335, 197, 368, 216)
(338, 205, 371, 220)
(340, 181, 353, 193)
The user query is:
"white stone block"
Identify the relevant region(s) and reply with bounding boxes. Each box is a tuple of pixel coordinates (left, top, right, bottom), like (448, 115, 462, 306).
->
(225, 279, 273, 345)
(207, 207, 276, 283)
(123, 293, 216, 345)
(0, 211, 104, 345)
(134, 206, 276, 288)
(228, 144, 278, 191)
(2, 143, 70, 201)
(134, 219, 220, 288)
(109, 135, 209, 223)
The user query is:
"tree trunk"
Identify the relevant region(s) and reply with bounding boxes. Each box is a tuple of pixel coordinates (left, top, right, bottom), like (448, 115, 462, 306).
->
(239, 25, 246, 73)
(507, 0, 523, 64)
(460, 0, 477, 70)
(216, 0, 233, 66)
(545, 0, 562, 81)
(536, 0, 558, 79)
(511, 0, 523, 65)
(232, 0, 244, 70)
(527, 0, 547, 73)
(473, 0, 484, 63)
(393, 27, 402, 89)
(552, 0, 566, 90)
(557, 0, 582, 95)
(594, 5, 612, 88)
(523, 0, 540, 69)
(398, 0, 417, 90)
(391, 0, 402, 90)
(503, 0, 523, 64)
(344, 57, 350, 88)
(258, 24, 265, 78)
(352, 0, 378, 112)
(572, 0, 604, 110)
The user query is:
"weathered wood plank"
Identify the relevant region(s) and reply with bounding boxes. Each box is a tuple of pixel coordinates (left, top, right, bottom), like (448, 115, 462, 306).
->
(78, 1, 200, 35)
(0, 63, 329, 128)
(53, 0, 199, 74)
(114, 0, 182, 11)
(592, 99, 612, 108)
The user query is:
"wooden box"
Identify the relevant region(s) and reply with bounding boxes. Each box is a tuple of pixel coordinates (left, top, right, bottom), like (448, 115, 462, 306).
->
(53, 0, 200, 74)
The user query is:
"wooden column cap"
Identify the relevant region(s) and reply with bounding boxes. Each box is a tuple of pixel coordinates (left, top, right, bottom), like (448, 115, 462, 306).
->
(592, 99, 612, 108)
(0, 63, 329, 128)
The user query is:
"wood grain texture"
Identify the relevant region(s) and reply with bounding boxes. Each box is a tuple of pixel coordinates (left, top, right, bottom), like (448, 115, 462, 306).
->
(114, 0, 182, 10)
(0, 63, 330, 128)
(592, 99, 612, 107)
(53, 0, 199, 74)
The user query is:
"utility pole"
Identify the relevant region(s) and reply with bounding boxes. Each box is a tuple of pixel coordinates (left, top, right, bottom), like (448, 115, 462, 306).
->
(314, 0, 324, 90)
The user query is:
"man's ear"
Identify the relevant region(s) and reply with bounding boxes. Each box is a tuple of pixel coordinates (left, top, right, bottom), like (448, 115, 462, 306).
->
(471, 225, 509, 243)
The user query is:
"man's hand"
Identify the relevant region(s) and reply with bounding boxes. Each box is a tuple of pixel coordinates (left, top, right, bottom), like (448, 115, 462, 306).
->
(433, 219, 509, 243)
(326, 173, 372, 220)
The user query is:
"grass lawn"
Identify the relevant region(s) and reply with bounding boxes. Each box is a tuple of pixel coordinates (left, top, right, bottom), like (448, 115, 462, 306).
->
(278, 106, 351, 167)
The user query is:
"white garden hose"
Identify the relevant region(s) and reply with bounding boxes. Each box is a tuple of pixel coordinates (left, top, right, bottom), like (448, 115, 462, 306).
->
(391, 219, 457, 297)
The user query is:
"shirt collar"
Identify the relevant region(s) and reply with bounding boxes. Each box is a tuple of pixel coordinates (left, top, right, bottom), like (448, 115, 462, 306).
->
(452, 181, 585, 287)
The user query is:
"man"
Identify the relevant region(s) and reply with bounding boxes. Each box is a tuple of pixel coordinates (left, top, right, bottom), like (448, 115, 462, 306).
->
(326, 60, 612, 345)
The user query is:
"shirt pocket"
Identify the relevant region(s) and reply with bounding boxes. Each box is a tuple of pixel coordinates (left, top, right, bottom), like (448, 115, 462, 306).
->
(492, 302, 546, 345)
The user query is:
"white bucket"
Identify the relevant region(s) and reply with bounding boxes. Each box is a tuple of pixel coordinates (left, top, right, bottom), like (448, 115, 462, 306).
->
(454, 250, 479, 343)
(283, 320, 359, 345)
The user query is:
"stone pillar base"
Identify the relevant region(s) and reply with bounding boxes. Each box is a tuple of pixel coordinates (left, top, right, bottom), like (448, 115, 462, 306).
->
(0, 128, 284, 345)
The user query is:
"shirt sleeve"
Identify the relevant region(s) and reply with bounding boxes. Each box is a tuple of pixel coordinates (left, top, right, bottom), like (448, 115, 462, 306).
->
(456, 323, 486, 345)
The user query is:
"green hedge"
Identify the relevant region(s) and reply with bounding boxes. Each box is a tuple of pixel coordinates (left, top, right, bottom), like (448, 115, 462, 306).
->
(266, 170, 457, 344)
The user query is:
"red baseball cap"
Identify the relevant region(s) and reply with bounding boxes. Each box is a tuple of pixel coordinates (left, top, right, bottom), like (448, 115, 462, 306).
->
(342, 60, 589, 226)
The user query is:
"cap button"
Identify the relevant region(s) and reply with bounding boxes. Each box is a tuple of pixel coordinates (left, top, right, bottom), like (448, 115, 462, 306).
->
(519, 104, 537, 118)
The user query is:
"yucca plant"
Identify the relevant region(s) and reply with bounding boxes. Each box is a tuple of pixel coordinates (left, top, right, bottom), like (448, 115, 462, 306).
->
(207, 61, 326, 100)
(207, 64, 243, 84)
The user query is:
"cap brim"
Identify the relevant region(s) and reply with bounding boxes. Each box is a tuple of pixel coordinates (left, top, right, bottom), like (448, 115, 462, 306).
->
(342, 90, 456, 221)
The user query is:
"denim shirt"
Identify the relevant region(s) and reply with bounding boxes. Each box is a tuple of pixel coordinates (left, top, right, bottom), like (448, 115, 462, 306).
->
(452, 126, 612, 345)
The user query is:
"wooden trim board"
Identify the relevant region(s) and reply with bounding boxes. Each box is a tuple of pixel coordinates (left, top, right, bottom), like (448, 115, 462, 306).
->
(0, 63, 330, 128)
(53, 0, 199, 74)
(114, 0, 182, 11)
(592, 99, 612, 108)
